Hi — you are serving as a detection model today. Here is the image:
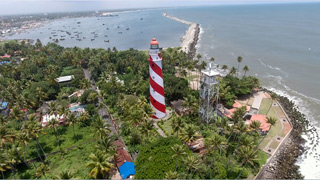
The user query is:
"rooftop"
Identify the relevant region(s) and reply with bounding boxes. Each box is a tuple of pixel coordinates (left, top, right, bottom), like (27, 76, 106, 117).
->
(248, 114, 270, 132)
(0, 101, 8, 110)
(56, 75, 74, 83)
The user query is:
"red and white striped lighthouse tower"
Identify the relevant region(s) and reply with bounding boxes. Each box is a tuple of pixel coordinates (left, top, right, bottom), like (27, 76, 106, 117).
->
(148, 38, 166, 119)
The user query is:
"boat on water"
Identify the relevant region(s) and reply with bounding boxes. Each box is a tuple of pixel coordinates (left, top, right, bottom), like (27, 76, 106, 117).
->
(91, 39, 95, 41)
(126, 28, 129, 30)
(60, 38, 65, 41)
(104, 40, 109, 42)
(105, 35, 108, 37)
(118, 32, 122, 34)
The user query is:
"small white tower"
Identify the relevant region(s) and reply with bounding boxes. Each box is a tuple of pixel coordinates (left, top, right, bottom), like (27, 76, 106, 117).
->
(199, 63, 219, 125)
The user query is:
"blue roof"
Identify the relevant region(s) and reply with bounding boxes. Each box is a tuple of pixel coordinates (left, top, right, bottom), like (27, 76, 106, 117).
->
(119, 162, 135, 179)
(0, 102, 8, 110)
(0, 61, 9, 65)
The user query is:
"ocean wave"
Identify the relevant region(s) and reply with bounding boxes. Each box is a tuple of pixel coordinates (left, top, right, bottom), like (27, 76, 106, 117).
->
(258, 58, 288, 77)
(195, 25, 204, 49)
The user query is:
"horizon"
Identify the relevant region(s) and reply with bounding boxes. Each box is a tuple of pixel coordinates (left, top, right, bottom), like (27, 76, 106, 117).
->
(1, 0, 320, 16)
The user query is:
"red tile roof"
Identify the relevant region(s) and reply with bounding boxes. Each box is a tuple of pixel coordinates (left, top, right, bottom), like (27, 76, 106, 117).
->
(249, 114, 270, 132)
(0, 55, 11, 58)
(115, 148, 132, 168)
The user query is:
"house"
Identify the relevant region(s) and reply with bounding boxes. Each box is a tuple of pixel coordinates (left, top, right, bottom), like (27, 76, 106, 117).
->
(0, 101, 9, 116)
(56, 75, 74, 83)
(68, 90, 84, 98)
(171, 99, 190, 116)
(0, 55, 11, 59)
(246, 114, 270, 135)
(187, 137, 207, 154)
(115, 148, 135, 179)
(217, 101, 250, 119)
(41, 114, 65, 127)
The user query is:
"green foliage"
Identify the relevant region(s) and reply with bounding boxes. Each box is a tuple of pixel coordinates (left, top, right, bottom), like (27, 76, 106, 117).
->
(135, 136, 191, 179)
(80, 89, 97, 104)
(219, 75, 260, 108)
(164, 74, 189, 103)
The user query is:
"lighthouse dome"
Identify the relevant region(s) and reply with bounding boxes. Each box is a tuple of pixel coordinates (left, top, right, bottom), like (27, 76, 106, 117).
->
(150, 38, 159, 49)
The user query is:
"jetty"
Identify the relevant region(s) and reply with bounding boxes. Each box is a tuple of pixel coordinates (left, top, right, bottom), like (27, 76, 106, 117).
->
(163, 12, 200, 59)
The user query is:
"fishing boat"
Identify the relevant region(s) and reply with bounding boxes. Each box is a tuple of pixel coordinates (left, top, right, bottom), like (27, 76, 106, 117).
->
(104, 40, 109, 42)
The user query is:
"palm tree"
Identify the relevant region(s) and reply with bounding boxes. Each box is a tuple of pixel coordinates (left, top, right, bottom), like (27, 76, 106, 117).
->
(237, 56, 243, 76)
(165, 171, 179, 179)
(229, 67, 237, 76)
(0, 115, 7, 126)
(140, 120, 154, 144)
(9, 106, 24, 125)
(183, 154, 201, 179)
(47, 118, 60, 144)
(210, 57, 215, 63)
(95, 136, 115, 155)
(256, 117, 277, 149)
(179, 124, 200, 145)
(266, 117, 277, 133)
(171, 144, 186, 171)
(171, 115, 185, 136)
(55, 170, 79, 179)
(35, 163, 50, 179)
(67, 113, 78, 139)
(8, 144, 22, 170)
(23, 118, 47, 162)
(222, 65, 228, 73)
(250, 120, 261, 135)
(36, 87, 48, 104)
(266, 92, 277, 115)
(236, 147, 259, 179)
(16, 132, 36, 168)
(80, 79, 92, 90)
(86, 150, 114, 179)
(93, 116, 110, 140)
(47, 102, 58, 116)
(183, 95, 198, 117)
(0, 153, 11, 179)
(205, 133, 226, 177)
(0, 125, 15, 154)
(243, 65, 249, 76)
(181, 69, 187, 78)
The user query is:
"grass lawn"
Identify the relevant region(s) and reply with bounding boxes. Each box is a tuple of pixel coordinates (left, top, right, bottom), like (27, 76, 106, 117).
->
(159, 118, 173, 136)
(258, 98, 283, 149)
(247, 150, 268, 179)
(0, 40, 17, 47)
(5, 124, 97, 179)
(186, 74, 199, 81)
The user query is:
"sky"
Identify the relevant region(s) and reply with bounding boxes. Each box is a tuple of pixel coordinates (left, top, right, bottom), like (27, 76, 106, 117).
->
(1, 0, 320, 15)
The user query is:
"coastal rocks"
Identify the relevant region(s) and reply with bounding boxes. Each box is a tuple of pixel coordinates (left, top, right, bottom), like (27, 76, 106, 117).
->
(258, 90, 307, 179)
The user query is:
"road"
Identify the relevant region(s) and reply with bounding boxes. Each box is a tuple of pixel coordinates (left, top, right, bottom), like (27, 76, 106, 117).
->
(83, 69, 116, 134)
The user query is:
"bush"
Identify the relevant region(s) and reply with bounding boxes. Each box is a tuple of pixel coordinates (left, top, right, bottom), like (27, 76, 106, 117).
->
(80, 89, 97, 104)
(135, 136, 191, 179)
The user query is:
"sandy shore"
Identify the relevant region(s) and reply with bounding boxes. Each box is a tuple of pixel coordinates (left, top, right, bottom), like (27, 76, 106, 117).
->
(163, 13, 200, 59)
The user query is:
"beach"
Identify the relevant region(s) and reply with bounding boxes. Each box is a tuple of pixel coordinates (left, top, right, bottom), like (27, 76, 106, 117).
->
(163, 12, 200, 59)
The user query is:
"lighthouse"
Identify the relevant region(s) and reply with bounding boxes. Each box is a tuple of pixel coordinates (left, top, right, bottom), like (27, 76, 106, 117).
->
(148, 38, 166, 119)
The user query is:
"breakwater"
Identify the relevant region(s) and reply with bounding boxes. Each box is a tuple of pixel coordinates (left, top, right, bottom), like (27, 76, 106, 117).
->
(163, 12, 200, 59)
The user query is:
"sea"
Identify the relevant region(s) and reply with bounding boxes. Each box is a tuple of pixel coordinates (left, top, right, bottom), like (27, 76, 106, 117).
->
(6, 2, 320, 178)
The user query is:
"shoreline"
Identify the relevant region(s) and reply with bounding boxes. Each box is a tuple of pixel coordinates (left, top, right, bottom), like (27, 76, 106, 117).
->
(257, 89, 308, 179)
(163, 12, 200, 59)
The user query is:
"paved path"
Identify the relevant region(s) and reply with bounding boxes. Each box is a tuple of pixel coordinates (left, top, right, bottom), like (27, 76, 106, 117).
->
(83, 69, 116, 134)
(152, 109, 173, 138)
(153, 121, 167, 137)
